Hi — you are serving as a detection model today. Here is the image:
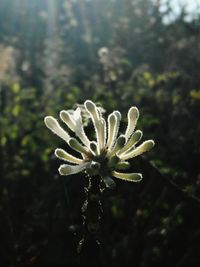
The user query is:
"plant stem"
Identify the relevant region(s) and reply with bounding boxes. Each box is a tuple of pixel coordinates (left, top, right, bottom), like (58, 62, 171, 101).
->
(78, 175, 104, 267)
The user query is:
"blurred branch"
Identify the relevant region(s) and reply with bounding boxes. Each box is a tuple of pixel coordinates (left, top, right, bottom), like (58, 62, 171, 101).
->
(142, 157, 200, 207)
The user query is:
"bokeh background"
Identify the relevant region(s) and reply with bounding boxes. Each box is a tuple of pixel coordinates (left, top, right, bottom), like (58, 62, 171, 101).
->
(0, 0, 200, 266)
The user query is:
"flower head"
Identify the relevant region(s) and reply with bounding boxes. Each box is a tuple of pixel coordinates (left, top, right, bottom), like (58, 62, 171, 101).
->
(44, 100, 155, 187)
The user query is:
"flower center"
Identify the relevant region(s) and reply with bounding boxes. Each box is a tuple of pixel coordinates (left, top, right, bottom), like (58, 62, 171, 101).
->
(86, 149, 119, 177)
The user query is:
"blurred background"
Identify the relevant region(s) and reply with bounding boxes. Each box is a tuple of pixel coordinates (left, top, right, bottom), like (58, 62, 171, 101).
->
(0, 0, 200, 266)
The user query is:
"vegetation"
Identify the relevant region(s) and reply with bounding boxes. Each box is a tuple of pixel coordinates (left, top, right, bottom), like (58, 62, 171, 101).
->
(0, 0, 200, 266)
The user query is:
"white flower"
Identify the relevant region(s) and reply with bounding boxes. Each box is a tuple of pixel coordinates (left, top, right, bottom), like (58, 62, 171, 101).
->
(98, 47, 109, 58)
(44, 100, 155, 186)
(98, 47, 110, 65)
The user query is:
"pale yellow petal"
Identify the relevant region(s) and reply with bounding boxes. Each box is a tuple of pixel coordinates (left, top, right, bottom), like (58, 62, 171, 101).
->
(118, 130, 143, 155)
(115, 161, 130, 170)
(112, 171, 142, 182)
(60, 109, 90, 147)
(108, 135, 126, 157)
(68, 138, 89, 155)
(44, 116, 70, 143)
(107, 111, 121, 150)
(125, 107, 139, 139)
(60, 110, 76, 131)
(59, 162, 90, 176)
(55, 148, 84, 164)
(119, 140, 155, 160)
(84, 100, 103, 152)
(89, 141, 98, 156)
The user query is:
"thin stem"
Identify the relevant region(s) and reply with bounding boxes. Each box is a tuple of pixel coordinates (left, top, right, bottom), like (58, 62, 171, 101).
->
(78, 174, 104, 267)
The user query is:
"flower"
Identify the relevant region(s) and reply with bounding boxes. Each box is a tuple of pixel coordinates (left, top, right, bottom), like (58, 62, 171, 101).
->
(98, 47, 109, 58)
(44, 100, 155, 186)
(98, 47, 110, 65)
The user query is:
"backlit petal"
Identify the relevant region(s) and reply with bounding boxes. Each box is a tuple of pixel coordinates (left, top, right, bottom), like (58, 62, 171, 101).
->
(125, 107, 139, 139)
(60, 110, 76, 131)
(60, 109, 90, 147)
(115, 161, 130, 170)
(55, 148, 84, 164)
(69, 138, 89, 155)
(44, 116, 70, 143)
(59, 162, 90, 176)
(112, 171, 142, 182)
(107, 111, 121, 150)
(118, 130, 142, 155)
(84, 100, 103, 152)
(119, 140, 155, 160)
(108, 135, 126, 157)
(89, 141, 98, 156)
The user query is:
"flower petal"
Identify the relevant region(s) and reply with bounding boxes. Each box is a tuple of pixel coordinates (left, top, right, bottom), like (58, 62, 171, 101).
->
(113, 111, 121, 121)
(119, 140, 155, 160)
(118, 130, 143, 155)
(59, 162, 90, 176)
(89, 141, 98, 156)
(44, 116, 70, 143)
(106, 113, 115, 148)
(60, 110, 76, 131)
(84, 100, 103, 152)
(68, 138, 89, 155)
(112, 171, 142, 182)
(108, 155, 119, 168)
(73, 107, 82, 121)
(84, 100, 100, 120)
(115, 161, 130, 170)
(75, 126, 90, 147)
(125, 107, 139, 139)
(60, 109, 90, 147)
(73, 108, 91, 147)
(99, 118, 107, 149)
(108, 135, 126, 157)
(107, 111, 121, 150)
(55, 148, 84, 164)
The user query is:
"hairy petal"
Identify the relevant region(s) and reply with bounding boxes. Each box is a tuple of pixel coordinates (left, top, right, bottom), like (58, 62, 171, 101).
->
(115, 161, 130, 170)
(68, 138, 89, 155)
(73, 107, 82, 121)
(99, 118, 107, 149)
(73, 108, 91, 147)
(59, 162, 90, 176)
(44, 116, 70, 143)
(108, 135, 126, 157)
(55, 148, 84, 164)
(114, 110, 121, 120)
(60, 110, 76, 131)
(60, 109, 90, 147)
(107, 111, 121, 150)
(118, 130, 143, 155)
(125, 107, 139, 139)
(112, 171, 142, 182)
(119, 140, 155, 160)
(84, 100, 103, 152)
(108, 155, 119, 168)
(89, 141, 98, 156)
